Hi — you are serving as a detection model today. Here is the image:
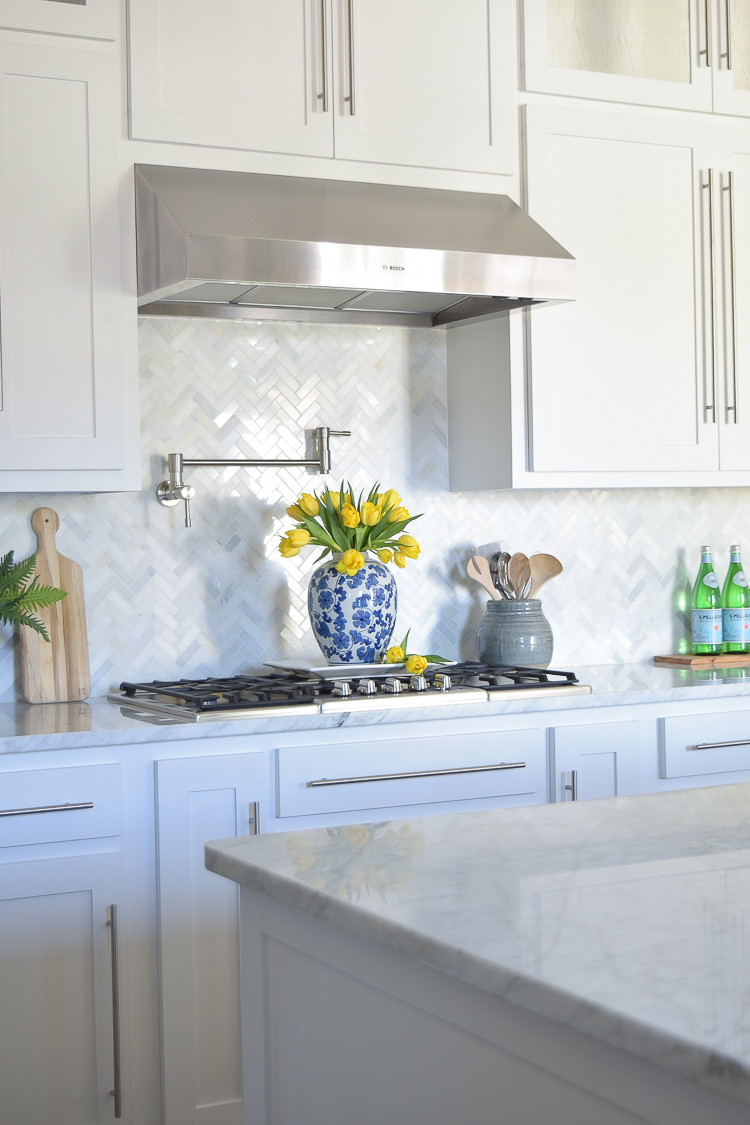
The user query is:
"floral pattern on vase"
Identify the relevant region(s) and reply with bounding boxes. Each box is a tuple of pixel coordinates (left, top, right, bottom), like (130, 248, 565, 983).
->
(308, 556, 397, 663)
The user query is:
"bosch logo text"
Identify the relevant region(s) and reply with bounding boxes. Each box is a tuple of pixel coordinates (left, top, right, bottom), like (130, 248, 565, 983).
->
(382, 264, 405, 271)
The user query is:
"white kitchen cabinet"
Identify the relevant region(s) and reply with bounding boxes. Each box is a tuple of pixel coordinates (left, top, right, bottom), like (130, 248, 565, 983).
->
(155, 751, 266, 1125)
(127, 0, 516, 174)
(0, 0, 118, 40)
(330, 0, 515, 174)
(128, 0, 333, 158)
(0, 852, 126, 1125)
(523, 105, 719, 477)
(550, 720, 640, 802)
(0, 37, 140, 492)
(716, 126, 750, 468)
(659, 709, 750, 777)
(713, 0, 750, 116)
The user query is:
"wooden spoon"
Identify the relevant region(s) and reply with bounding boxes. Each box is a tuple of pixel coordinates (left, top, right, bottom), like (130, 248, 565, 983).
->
(467, 555, 501, 600)
(507, 553, 530, 599)
(528, 553, 563, 598)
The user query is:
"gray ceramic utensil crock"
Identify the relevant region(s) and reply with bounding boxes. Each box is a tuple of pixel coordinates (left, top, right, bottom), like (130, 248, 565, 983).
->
(476, 599, 553, 668)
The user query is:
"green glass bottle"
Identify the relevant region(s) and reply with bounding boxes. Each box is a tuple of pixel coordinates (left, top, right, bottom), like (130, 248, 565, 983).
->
(722, 544, 750, 653)
(692, 545, 723, 654)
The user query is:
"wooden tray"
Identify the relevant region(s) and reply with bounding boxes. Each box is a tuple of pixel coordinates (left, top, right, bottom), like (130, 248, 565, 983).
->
(654, 653, 750, 667)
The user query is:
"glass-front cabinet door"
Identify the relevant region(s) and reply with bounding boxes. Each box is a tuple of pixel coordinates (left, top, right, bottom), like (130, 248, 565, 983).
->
(713, 0, 750, 114)
(522, 0, 713, 111)
(0, 0, 117, 39)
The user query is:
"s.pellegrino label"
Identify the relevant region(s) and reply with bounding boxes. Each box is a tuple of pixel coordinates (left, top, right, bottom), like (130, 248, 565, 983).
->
(722, 544, 750, 653)
(692, 546, 723, 653)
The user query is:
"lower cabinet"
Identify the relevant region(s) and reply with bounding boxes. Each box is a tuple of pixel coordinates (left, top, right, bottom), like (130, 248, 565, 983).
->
(155, 752, 265, 1125)
(0, 851, 125, 1125)
(659, 711, 750, 779)
(550, 721, 640, 803)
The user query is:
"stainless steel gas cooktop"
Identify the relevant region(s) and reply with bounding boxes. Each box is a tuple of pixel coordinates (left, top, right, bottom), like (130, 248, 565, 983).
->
(107, 663, 591, 723)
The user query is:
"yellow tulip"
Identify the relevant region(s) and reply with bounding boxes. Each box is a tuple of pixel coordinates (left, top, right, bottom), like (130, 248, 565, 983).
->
(325, 490, 350, 512)
(384, 645, 405, 663)
(405, 654, 428, 675)
(360, 501, 382, 526)
(295, 852, 316, 868)
(278, 537, 300, 558)
(387, 506, 410, 524)
(377, 548, 393, 564)
(393, 550, 406, 568)
(286, 528, 311, 548)
(335, 548, 365, 576)
(286, 504, 305, 521)
(378, 489, 401, 511)
(341, 824, 371, 847)
(298, 492, 319, 517)
(340, 503, 360, 528)
(398, 534, 420, 559)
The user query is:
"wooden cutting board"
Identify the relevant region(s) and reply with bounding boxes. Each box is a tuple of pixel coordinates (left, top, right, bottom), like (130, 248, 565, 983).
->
(19, 508, 91, 703)
(654, 653, 750, 667)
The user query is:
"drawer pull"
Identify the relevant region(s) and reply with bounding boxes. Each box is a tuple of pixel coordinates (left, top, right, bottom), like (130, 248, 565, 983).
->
(107, 905, 122, 1118)
(307, 762, 525, 787)
(0, 800, 93, 817)
(691, 739, 750, 751)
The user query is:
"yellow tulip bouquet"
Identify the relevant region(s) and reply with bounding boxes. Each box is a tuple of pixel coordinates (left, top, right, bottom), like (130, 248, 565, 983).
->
(279, 481, 422, 576)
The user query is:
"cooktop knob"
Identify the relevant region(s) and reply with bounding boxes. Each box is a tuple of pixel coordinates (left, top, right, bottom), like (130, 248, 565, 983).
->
(358, 679, 377, 695)
(332, 680, 351, 697)
(383, 677, 403, 694)
(409, 675, 427, 692)
(433, 673, 452, 692)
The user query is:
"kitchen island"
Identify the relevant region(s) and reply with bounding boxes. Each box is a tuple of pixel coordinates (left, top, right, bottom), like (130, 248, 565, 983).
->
(207, 784, 750, 1125)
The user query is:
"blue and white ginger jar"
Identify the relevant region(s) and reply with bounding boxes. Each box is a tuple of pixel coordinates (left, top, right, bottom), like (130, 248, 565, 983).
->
(308, 555, 397, 664)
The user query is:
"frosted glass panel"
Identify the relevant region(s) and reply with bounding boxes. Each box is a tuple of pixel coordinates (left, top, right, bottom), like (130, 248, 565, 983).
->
(731, 0, 750, 90)
(547, 0, 691, 84)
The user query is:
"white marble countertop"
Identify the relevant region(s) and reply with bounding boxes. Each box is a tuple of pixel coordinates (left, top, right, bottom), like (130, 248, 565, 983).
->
(206, 783, 750, 1107)
(3, 660, 750, 754)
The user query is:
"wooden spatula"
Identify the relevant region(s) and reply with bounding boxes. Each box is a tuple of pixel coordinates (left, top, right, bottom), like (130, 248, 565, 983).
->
(528, 553, 563, 598)
(467, 555, 501, 600)
(18, 509, 91, 703)
(507, 553, 530, 599)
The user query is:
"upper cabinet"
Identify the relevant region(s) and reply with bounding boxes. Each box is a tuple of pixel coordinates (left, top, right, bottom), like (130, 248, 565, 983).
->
(128, 0, 516, 174)
(0, 37, 140, 492)
(522, 0, 713, 110)
(0, 0, 118, 40)
(522, 0, 750, 117)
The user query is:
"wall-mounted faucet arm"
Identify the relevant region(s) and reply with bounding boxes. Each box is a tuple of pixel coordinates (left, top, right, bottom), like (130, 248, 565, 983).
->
(157, 426, 351, 527)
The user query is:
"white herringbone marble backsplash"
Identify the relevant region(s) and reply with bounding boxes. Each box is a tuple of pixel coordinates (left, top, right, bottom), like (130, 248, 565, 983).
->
(0, 316, 748, 699)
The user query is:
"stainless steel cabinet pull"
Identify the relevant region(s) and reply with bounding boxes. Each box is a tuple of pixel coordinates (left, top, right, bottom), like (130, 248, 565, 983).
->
(248, 801, 259, 835)
(722, 0, 732, 67)
(107, 905, 122, 1119)
(317, 0, 329, 111)
(344, 0, 355, 114)
(702, 170, 717, 422)
(307, 762, 525, 787)
(564, 770, 578, 801)
(724, 171, 739, 423)
(692, 738, 750, 750)
(700, 0, 712, 63)
(0, 800, 93, 817)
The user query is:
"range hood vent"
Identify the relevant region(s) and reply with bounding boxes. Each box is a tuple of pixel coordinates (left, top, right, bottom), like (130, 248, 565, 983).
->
(135, 165, 575, 329)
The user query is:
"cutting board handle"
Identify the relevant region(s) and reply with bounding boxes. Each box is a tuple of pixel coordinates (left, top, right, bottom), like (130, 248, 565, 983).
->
(32, 507, 60, 546)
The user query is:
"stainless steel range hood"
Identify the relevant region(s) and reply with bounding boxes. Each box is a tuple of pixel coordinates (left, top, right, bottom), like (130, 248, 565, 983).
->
(135, 165, 575, 329)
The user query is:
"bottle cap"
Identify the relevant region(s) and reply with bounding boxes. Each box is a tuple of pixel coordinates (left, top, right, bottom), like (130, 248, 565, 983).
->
(731, 544, 741, 551)
(701, 545, 711, 552)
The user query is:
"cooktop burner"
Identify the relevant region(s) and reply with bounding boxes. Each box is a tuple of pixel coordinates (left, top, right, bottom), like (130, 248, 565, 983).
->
(109, 663, 588, 722)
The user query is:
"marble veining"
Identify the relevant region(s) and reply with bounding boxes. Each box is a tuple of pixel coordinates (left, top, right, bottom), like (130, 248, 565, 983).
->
(206, 784, 750, 1106)
(4, 661, 750, 753)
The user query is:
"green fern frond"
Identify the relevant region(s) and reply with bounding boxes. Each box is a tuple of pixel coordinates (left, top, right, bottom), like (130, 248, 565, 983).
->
(0, 552, 67, 642)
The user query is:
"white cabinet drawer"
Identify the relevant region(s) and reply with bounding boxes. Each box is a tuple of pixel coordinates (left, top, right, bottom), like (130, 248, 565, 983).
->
(0, 764, 122, 848)
(276, 730, 544, 817)
(659, 713, 750, 778)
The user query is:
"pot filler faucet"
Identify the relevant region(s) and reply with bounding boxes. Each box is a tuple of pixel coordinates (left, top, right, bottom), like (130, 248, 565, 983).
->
(157, 426, 351, 527)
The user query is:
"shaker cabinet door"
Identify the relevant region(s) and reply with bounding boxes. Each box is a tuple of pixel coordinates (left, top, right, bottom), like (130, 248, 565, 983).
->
(0, 853, 125, 1125)
(521, 0, 713, 111)
(716, 130, 750, 469)
(331, 0, 516, 174)
(551, 721, 641, 803)
(155, 751, 266, 1125)
(128, 0, 334, 157)
(0, 39, 140, 490)
(524, 105, 719, 476)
